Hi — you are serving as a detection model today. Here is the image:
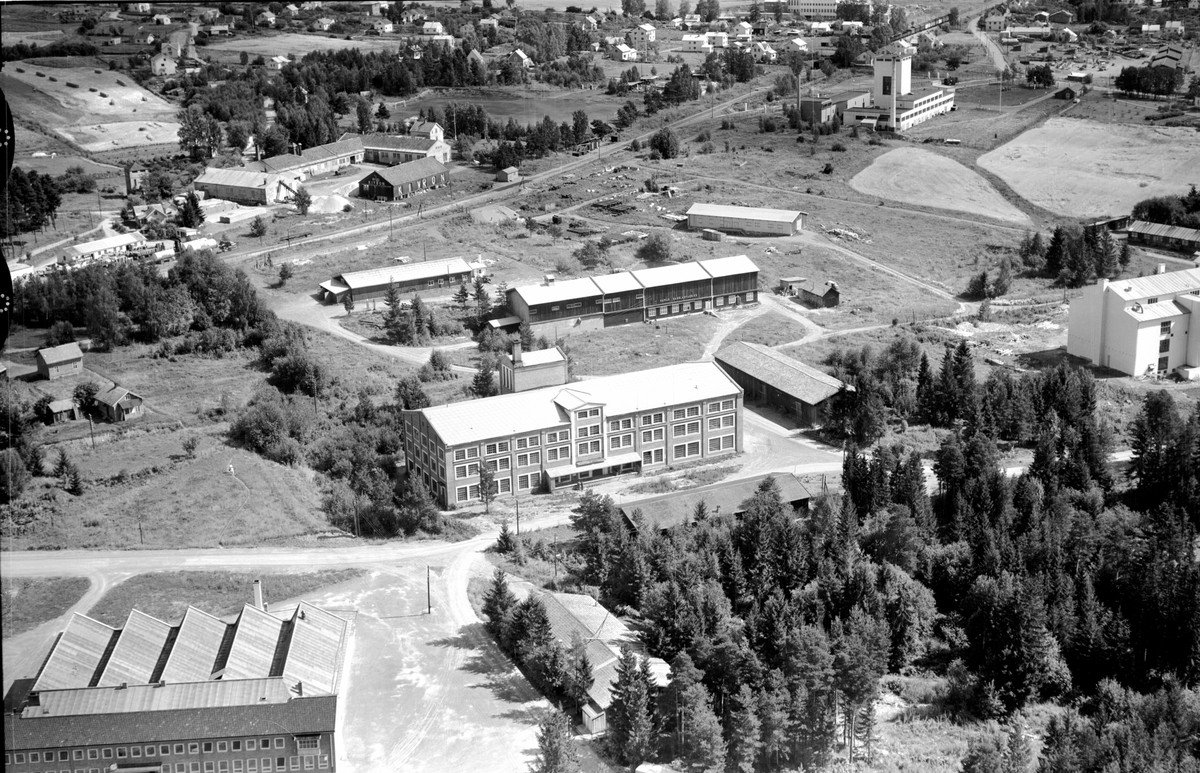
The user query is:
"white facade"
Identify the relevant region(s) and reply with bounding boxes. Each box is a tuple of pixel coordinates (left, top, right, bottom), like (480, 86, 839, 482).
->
(682, 34, 713, 52)
(788, 0, 838, 20)
(613, 43, 638, 60)
(1067, 268, 1200, 378)
(706, 31, 729, 47)
(985, 12, 1009, 32)
(629, 22, 656, 49)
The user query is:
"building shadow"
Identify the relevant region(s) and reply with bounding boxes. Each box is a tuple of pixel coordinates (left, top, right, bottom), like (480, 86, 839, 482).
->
(429, 623, 543, 710)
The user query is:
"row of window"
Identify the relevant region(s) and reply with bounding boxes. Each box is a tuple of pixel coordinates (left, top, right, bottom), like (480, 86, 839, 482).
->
(575, 408, 601, 420)
(454, 472, 541, 502)
(8, 739, 291, 765)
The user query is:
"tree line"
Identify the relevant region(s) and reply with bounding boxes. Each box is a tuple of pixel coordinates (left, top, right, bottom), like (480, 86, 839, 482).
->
(1130, 186, 1200, 231)
(1114, 64, 1183, 98)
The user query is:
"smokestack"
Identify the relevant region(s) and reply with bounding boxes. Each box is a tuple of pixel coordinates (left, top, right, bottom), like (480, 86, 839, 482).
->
(253, 579, 265, 611)
(1156, 263, 1166, 275)
(513, 341, 523, 364)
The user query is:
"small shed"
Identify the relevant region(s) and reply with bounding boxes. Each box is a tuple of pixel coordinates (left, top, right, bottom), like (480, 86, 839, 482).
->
(95, 387, 145, 423)
(1055, 86, 1078, 100)
(780, 277, 839, 307)
(497, 166, 521, 183)
(46, 399, 80, 425)
(35, 343, 84, 381)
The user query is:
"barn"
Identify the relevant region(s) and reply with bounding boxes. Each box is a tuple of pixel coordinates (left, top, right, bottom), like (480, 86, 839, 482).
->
(358, 158, 450, 201)
(35, 343, 84, 381)
(319, 257, 474, 304)
(497, 166, 521, 183)
(685, 203, 806, 236)
(356, 133, 453, 165)
(715, 341, 850, 426)
(778, 277, 840, 307)
(193, 168, 292, 205)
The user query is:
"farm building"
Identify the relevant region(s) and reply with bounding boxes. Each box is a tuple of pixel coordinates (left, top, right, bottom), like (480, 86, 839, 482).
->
(507, 255, 760, 331)
(318, 257, 473, 304)
(354, 133, 452, 164)
(95, 386, 145, 422)
(715, 341, 850, 426)
(497, 166, 521, 182)
(60, 232, 147, 267)
(5, 590, 345, 770)
(842, 41, 956, 132)
(620, 472, 813, 533)
(1127, 220, 1200, 253)
(778, 276, 840, 306)
(35, 343, 84, 381)
(1056, 86, 1078, 100)
(685, 203, 806, 236)
(358, 157, 449, 200)
(523, 588, 669, 735)
(497, 343, 569, 394)
(1049, 9, 1074, 25)
(408, 121, 445, 141)
(193, 168, 293, 205)
(44, 399, 80, 424)
(1067, 266, 1200, 379)
(400, 361, 744, 506)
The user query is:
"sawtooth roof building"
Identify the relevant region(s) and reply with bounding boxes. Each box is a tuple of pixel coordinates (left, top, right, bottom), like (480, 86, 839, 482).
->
(507, 255, 760, 332)
(4, 588, 350, 773)
(401, 361, 744, 507)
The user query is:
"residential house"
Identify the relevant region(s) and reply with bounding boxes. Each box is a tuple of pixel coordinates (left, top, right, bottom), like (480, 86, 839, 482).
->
(1142, 23, 1162, 36)
(510, 48, 534, 67)
(267, 55, 291, 71)
(357, 157, 450, 200)
(612, 42, 638, 60)
(580, 14, 599, 30)
(706, 31, 729, 47)
(361, 0, 389, 14)
(409, 121, 445, 141)
(371, 19, 394, 32)
(206, 23, 231, 35)
(150, 51, 177, 75)
(682, 34, 713, 52)
(497, 166, 521, 183)
(400, 361, 745, 506)
(715, 341, 849, 426)
(301, 1, 325, 9)
(312, 17, 335, 30)
(480, 17, 499, 30)
(152, 13, 172, 24)
(984, 9, 1009, 32)
(1164, 20, 1184, 35)
(35, 343, 84, 381)
(628, 22, 656, 50)
(257, 9, 277, 25)
(129, 2, 151, 12)
(1049, 9, 1074, 25)
(1056, 85, 1078, 99)
(733, 20, 753, 39)
(1033, 10, 1050, 23)
(423, 20, 445, 35)
(134, 28, 156, 45)
(751, 41, 778, 61)
(429, 33, 457, 47)
(467, 48, 486, 75)
(1067, 266, 1200, 378)
(786, 37, 808, 53)
(95, 386, 145, 422)
(284, 4, 301, 16)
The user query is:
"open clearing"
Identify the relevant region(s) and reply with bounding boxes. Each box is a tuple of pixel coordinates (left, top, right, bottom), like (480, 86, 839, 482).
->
(978, 117, 1200, 218)
(1, 62, 180, 151)
(2, 577, 91, 639)
(206, 32, 402, 57)
(851, 147, 1033, 226)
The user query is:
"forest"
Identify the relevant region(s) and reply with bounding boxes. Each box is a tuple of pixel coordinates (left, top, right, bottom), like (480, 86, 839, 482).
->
(485, 345, 1200, 772)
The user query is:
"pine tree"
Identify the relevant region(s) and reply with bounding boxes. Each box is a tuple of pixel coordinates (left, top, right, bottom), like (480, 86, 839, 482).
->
(383, 281, 405, 342)
(453, 282, 471, 313)
(395, 375, 431, 410)
(1043, 226, 1067, 278)
(67, 466, 84, 496)
(1002, 714, 1033, 773)
(1118, 240, 1132, 274)
(482, 567, 517, 639)
(758, 670, 791, 771)
(728, 684, 762, 773)
(479, 464, 497, 513)
(993, 258, 1013, 297)
(519, 320, 535, 350)
(496, 520, 517, 553)
(472, 357, 499, 398)
(1094, 230, 1118, 278)
(915, 352, 935, 424)
(529, 710, 580, 773)
(607, 646, 655, 770)
(53, 448, 72, 478)
(410, 294, 429, 344)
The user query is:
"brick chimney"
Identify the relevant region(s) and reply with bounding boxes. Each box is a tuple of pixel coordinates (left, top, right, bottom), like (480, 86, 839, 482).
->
(513, 341, 523, 364)
(253, 579, 265, 611)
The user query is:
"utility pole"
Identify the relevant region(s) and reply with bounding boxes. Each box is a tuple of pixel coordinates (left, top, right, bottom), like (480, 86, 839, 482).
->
(515, 496, 520, 535)
(427, 565, 432, 614)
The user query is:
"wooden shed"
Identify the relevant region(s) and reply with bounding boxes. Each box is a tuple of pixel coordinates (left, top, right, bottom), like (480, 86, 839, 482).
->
(715, 341, 849, 426)
(496, 166, 521, 183)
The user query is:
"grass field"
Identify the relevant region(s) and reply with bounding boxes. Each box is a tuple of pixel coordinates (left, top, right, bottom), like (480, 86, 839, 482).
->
(952, 82, 1054, 108)
(977, 116, 1200, 218)
(86, 569, 365, 626)
(903, 97, 1069, 150)
(850, 147, 1033, 226)
(726, 311, 813, 347)
(206, 32, 404, 58)
(2, 62, 181, 151)
(1, 576, 91, 639)
(561, 313, 721, 377)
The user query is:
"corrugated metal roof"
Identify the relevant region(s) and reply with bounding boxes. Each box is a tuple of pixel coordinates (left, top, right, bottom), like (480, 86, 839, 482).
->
(251, 153, 305, 173)
(621, 472, 814, 532)
(700, 254, 758, 278)
(1127, 219, 1200, 243)
(686, 203, 806, 224)
(5, 695, 336, 749)
(280, 602, 348, 696)
(301, 136, 363, 162)
(33, 614, 117, 692)
(28, 678, 293, 718)
(369, 157, 448, 186)
(631, 261, 711, 288)
(160, 607, 228, 683)
(98, 610, 172, 687)
(1107, 267, 1200, 301)
(36, 342, 83, 366)
(417, 361, 741, 447)
(514, 276, 602, 307)
(222, 604, 284, 681)
(1124, 299, 1190, 321)
(715, 341, 847, 404)
(335, 257, 473, 291)
(68, 232, 146, 258)
(194, 168, 278, 189)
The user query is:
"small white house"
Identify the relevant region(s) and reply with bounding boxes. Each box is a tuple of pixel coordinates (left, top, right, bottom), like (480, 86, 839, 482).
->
(423, 20, 445, 35)
(706, 31, 729, 48)
(152, 13, 172, 24)
(752, 41, 777, 61)
(581, 14, 599, 30)
(510, 48, 533, 68)
(266, 55, 290, 71)
(371, 19, 394, 32)
(612, 42, 638, 61)
(150, 51, 177, 76)
(785, 37, 807, 53)
(734, 20, 753, 39)
(256, 9, 277, 25)
(480, 17, 499, 30)
(681, 34, 713, 53)
(312, 17, 335, 30)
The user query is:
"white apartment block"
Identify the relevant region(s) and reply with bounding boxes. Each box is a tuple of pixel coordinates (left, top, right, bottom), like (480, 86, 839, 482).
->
(1067, 267, 1200, 378)
(789, 0, 838, 21)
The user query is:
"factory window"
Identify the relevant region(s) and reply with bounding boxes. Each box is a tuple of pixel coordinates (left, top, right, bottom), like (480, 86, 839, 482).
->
(1161, 321, 1171, 335)
(318, 757, 329, 770)
(456, 486, 469, 502)
(304, 759, 314, 771)
(60, 752, 70, 762)
(132, 747, 143, 757)
(1160, 338, 1170, 353)
(672, 409, 686, 420)
(204, 763, 215, 773)
(203, 744, 213, 754)
(88, 751, 100, 761)
(290, 758, 300, 771)
(728, 295, 737, 304)
(116, 750, 127, 759)
(248, 761, 258, 773)
(104, 750, 114, 760)
(218, 743, 228, 753)
(649, 307, 657, 317)
(175, 746, 185, 756)
(671, 305, 679, 314)
(219, 762, 229, 773)
(686, 406, 700, 418)
(261, 760, 272, 773)
(232, 742, 242, 752)
(234, 763, 244, 773)
(498, 477, 512, 493)
(18, 753, 29, 764)
(722, 399, 734, 411)
(248, 742, 257, 752)
(176, 765, 186, 773)
(75, 752, 85, 761)
(642, 448, 664, 465)
(1148, 297, 1159, 304)
(468, 484, 481, 499)
(161, 746, 171, 755)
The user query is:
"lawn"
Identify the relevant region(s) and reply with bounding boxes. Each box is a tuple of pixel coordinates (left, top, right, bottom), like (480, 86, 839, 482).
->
(726, 311, 813, 347)
(952, 82, 1055, 108)
(561, 313, 722, 378)
(1, 576, 91, 639)
(86, 569, 365, 626)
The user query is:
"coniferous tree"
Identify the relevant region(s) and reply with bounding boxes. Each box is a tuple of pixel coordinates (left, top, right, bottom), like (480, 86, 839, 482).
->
(1118, 240, 1132, 274)
(472, 357, 499, 398)
(395, 375, 431, 410)
(453, 282, 471, 313)
(728, 684, 762, 773)
(383, 280, 405, 342)
(1043, 226, 1067, 278)
(529, 710, 580, 773)
(607, 646, 655, 770)
(483, 567, 516, 639)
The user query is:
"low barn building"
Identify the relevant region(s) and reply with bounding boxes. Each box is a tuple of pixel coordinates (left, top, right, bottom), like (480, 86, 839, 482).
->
(60, 232, 147, 267)
(498, 343, 569, 394)
(193, 168, 292, 204)
(778, 277, 840, 307)
(497, 166, 521, 183)
(1127, 220, 1200, 254)
(621, 472, 813, 533)
(355, 133, 453, 165)
(358, 157, 449, 200)
(686, 203, 806, 236)
(45, 399, 80, 425)
(35, 343, 83, 381)
(715, 340, 850, 426)
(95, 386, 144, 422)
(319, 257, 473, 304)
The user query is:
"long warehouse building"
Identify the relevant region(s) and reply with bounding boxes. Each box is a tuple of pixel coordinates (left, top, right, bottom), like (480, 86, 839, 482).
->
(319, 257, 475, 304)
(685, 203, 807, 236)
(507, 255, 760, 333)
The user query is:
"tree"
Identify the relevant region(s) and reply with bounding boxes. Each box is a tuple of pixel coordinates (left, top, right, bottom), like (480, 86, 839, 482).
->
(182, 436, 200, 458)
(529, 710, 580, 773)
(1026, 64, 1054, 89)
(622, 0, 646, 15)
(1128, 390, 1178, 508)
(472, 357, 499, 398)
(73, 382, 100, 415)
(1118, 240, 1132, 273)
(948, 6, 959, 26)
(482, 567, 517, 639)
(607, 646, 656, 770)
(343, 295, 355, 315)
(383, 281, 405, 342)
(45, 320, 76, 347)
(395, 375, 431, 410)
(293, 185, 312, 215)
(1002, 715, 1033, 773)
(356, 98, 373, 134)
(635, 230, 672, 263)
(993, 258, 1013, 297)
(1043, 226, 1067, 278)
(453, 282, 471, 314)
(654, 0, 673, 19)
(648, 127, 680, 158)
(179, 191, 206, 228)
(279, 264, 294, 285)
(0, 448, 31, 504)
(728, 685, 762, 773)
(250, 215, 268, 240)
(479, 464, 497, 514)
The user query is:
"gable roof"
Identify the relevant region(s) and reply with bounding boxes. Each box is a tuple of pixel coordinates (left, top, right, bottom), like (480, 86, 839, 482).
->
(349, 132, 438, 152)
(36, 342, 84, 366)
(33, 613, 118, 692)
(686, 202, 806, 224)
(300, 136, 363, 162)
(194, 168, 280, 190)
(366, 156, 448, 186)
(715, 340, 848, 404)
(95, 386, 141, 408)
(621, 471, 814, 532)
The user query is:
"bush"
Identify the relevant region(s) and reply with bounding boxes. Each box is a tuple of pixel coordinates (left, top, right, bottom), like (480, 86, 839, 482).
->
(45, 320, 77, 347)
(831, 142, 847, 152)
(696, 129, 711, 142)
(648, 127, 679, 159)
